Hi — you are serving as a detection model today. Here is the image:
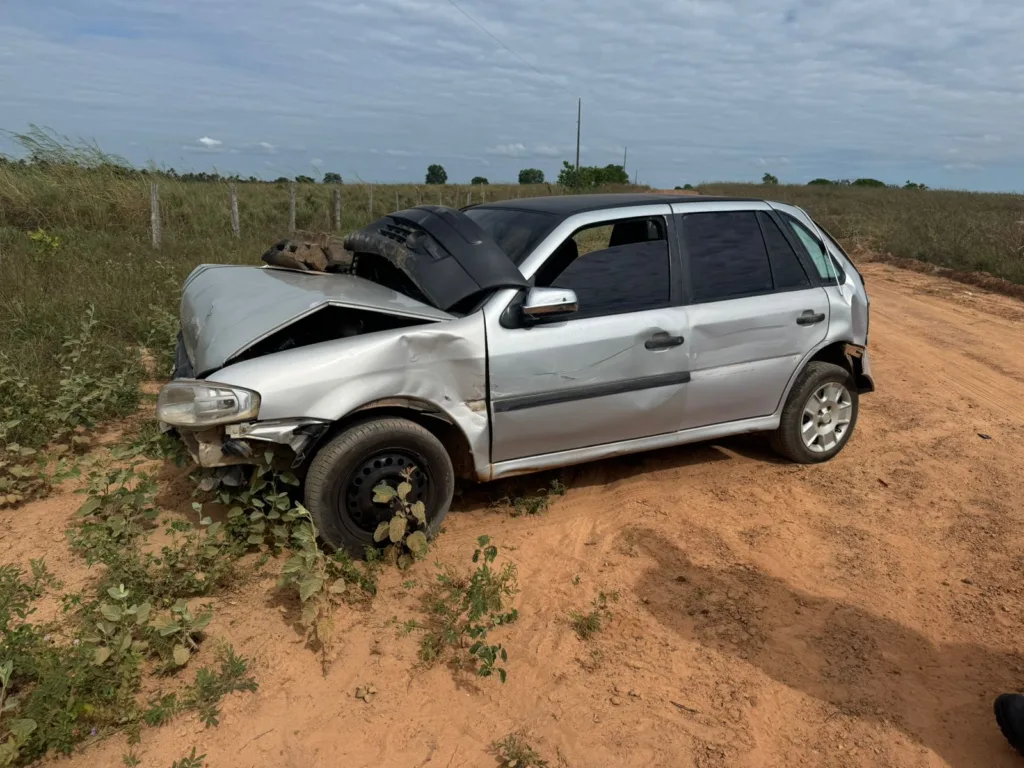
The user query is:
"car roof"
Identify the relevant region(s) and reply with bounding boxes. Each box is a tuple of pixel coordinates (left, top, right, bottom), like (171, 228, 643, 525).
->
(471, 192, 759, 216)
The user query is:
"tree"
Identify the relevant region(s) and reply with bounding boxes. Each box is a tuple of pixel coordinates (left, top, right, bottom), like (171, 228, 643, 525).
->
(556, 161, 629, 189)
(295, 174, 315, 183)
(762, 173, 779, 185)
(471, 176, 489, 185)
(903, 180, 929, 190)
(807, 178, 834, 186)
(425, 164, 448, 185)
(674, 184, 695, 191)
(852, 178, 885, 188)
(322, 172, 342, 184)
(273, 176, 289, 184)
(518, 168, 545, 184)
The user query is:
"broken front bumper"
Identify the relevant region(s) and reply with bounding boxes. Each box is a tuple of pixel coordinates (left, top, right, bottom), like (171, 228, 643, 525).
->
(172, 418, 331, 468)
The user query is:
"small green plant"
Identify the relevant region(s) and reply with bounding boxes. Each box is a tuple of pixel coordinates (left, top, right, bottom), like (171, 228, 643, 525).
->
(0, 661, 37, 767)
(569, 592, 617, 640)
(84, 584, 153, 668)
(27, 228, 60, 253)
(70, 463, 159, 559)
(492, 732, 548, 768)
(495, 478, 566, 518)
(371, 469, 430, 568)
(122, 750, 142, 767)
(144, 646, 257, 729)
(207, 462, 303, 551)
(418, 536, 519, 682)
(278, 508, 377, 673)
(0, 434, 48, 508)
(170, 747, 205, 768)
(149, 599, 213, 668)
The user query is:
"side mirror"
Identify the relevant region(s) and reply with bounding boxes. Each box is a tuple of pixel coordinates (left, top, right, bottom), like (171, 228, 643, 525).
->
(521, 287, 578, 321)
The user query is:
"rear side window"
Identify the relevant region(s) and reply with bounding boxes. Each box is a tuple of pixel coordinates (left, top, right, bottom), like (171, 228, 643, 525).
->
(782, 215, 836, 281)
(682, 212, 773, 302)
(756, 212, 810, 289)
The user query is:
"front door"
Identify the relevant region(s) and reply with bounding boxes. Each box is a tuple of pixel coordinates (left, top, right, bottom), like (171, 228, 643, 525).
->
(486, 211, 690, 464)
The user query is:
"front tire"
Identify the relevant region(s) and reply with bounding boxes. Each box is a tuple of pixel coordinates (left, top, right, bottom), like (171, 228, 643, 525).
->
(771, 361, 859, 463)
(304, 418, 455, 556)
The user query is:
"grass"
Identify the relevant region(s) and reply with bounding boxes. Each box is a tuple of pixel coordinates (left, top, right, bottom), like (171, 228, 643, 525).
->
(569, 591, 618, 640)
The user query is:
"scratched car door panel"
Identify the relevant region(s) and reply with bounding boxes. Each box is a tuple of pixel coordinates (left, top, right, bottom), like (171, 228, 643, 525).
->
(678, 210, 830, 430)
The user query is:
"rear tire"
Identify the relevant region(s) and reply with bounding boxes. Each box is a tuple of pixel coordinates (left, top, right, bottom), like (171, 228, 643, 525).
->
(304, 418, 455, 556)
(770, 361, 859, 463)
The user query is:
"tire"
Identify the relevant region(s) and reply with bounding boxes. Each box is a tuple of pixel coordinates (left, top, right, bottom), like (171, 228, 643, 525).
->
(770, 361, 859, 463)
(304, 418, 455, 556)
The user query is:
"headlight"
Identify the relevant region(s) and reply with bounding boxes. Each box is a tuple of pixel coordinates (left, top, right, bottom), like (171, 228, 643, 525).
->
(156, 380, 260, 427)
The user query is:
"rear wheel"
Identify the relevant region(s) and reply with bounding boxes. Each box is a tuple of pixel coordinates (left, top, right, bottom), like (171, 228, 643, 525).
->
(304, 418, 455, 556)
(771, 361, 858, 463)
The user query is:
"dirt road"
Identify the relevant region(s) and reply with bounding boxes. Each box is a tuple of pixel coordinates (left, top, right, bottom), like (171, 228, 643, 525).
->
(8, 262, 1024, 768)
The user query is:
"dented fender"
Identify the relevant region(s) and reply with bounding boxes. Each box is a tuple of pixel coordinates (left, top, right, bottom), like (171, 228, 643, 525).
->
(208, 312, 491, 479)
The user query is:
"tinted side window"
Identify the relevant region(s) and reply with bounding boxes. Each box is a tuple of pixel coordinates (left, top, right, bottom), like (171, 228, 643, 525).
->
(782, 215, 835, 281)
(550, 239, 670, 318)
(756, 212, 810, 289)
(683, 212, 773, 303)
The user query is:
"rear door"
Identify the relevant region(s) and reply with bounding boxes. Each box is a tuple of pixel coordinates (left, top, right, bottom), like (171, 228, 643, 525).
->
(675, 204, 830, 430)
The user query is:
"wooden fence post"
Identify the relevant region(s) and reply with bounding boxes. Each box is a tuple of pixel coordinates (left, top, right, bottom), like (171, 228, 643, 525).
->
(395, 191, 400, 211)
(333, 186, 342, 230)
(369, 184, 374, 216)
(229, 183, 240, 238)
(288, 184, 296, 234)
(466, 190, 472, 206)
(150, 183, 161, 249)
(438, 188, 442, 206)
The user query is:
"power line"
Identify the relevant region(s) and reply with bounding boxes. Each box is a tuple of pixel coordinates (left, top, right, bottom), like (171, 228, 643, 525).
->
(442, 0, 550, 81)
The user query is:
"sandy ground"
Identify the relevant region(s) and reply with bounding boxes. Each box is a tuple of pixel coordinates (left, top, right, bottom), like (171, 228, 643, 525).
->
(5, 261, 1024, 768)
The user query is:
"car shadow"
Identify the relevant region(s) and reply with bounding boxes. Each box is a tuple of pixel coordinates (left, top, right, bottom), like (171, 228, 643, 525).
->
(633, 527, 1021, 768)
(451, 433, 782, 514)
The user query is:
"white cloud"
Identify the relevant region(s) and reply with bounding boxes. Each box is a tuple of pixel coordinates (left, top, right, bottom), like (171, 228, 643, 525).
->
(487, 143, 563, 158)
(258, 141, 275, 150)
(310, 157, 323, 167)
(197, 136, 221, 148)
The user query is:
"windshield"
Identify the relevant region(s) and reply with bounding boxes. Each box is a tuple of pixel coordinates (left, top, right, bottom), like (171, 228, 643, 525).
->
(462, 207, 559, 265)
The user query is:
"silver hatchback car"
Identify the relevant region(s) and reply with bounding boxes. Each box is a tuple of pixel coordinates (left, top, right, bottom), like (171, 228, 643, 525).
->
(158, 193, 873, 554)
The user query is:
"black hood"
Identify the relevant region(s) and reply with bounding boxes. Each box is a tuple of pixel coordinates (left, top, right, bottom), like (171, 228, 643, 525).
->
(343, 206, 529, 312)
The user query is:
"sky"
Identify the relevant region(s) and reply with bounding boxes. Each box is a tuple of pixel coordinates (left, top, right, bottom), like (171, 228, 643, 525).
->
(2, 0, 1024, 191)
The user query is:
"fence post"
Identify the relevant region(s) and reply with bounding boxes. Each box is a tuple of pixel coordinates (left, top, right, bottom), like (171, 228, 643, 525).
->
(395, 191, 400, 212)
(150, 183, 161, 249)
(229, 183, 240, 238)
(333, 186, 342, 230)
(369, 184, 374, 216)
(466, 190, 472, 206)
(438, 188, 442, 206)
(288, 184, 296, 234)
(482, 189, 486, 203)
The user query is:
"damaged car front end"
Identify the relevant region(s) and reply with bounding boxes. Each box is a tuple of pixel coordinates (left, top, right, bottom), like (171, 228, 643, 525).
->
(158, 205, 524, 543)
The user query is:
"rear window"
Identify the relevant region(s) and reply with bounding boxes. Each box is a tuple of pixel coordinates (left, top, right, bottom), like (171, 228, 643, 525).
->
(462, 207, 558, 265)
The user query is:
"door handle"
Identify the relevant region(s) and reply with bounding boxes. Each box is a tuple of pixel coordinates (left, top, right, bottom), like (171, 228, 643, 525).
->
(645, 332, 685, 350)
(796, 310, 826, 326)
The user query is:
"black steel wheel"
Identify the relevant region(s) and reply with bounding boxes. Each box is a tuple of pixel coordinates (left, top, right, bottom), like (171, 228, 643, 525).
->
(304, 418, 455, 556)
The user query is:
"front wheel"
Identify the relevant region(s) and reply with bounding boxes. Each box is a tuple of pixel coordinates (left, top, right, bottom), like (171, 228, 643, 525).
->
(770, 361, 859, 463)
(304, 418, 455, 556)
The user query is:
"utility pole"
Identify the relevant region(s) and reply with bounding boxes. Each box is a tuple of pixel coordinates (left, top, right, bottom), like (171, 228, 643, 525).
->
(633, 169, 638, 185)
(623, 146, 627, 173)
(575, 98, 581, 194)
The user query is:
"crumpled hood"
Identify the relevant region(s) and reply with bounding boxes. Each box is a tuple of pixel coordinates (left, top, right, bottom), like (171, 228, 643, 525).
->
(180, 264, 453, 376)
